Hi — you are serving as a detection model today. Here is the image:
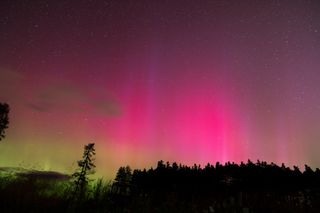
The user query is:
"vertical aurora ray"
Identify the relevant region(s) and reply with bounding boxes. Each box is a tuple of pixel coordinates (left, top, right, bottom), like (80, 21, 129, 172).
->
(0, 0, 320, 178)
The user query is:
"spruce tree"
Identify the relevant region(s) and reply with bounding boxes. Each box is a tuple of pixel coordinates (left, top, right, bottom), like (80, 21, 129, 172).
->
(0, 103, 9, 141)
(72, 143, 96, 198)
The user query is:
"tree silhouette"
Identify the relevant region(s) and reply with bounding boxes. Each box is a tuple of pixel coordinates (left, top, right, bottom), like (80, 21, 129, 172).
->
(0, 102, 9, 141)
(113, 166, 132, 195)
(72, 143, 96, 198)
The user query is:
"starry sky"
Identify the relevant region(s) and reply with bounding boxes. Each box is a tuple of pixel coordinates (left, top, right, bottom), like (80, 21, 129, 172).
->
(1, 0, 320, 178)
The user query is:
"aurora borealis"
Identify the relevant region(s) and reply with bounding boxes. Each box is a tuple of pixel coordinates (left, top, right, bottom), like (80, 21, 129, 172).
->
(1, 0, 320, 178)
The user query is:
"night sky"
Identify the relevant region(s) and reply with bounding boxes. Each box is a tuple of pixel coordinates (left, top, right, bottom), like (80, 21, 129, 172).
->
(1, 0, 320, 178)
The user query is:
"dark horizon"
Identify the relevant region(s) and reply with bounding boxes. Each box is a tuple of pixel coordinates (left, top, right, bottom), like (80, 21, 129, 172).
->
(2, 157, 320, 212)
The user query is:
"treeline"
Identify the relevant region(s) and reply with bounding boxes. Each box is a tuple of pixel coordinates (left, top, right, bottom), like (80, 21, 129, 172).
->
(119, 160, 320, 194)
(111, 160, 320, 213)
(1, 160, 320, 212)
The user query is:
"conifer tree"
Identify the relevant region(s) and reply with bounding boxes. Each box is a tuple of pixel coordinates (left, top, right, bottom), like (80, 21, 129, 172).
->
(114, 166, 132, 195)
(72, 143, 96, 198)
(0, 103, 9, 141)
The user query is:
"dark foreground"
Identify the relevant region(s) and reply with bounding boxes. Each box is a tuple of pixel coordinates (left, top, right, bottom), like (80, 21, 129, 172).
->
(1, 160, 320, 213)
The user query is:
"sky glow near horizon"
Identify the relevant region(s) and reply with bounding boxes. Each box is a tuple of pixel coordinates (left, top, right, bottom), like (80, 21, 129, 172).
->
(1, 0, 320, 178)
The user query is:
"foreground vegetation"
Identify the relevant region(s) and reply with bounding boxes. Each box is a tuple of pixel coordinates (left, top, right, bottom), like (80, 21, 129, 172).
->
(1, 160, 320, 213)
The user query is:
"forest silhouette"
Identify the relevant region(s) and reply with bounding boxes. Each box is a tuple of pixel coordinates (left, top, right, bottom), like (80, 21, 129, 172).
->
(1, 102, 320, 212)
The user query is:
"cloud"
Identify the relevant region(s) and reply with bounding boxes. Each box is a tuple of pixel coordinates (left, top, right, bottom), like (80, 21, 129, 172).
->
(0, 68, 121, 117)
(26, 102, 53, 112)
(26, 81, 122, 117)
